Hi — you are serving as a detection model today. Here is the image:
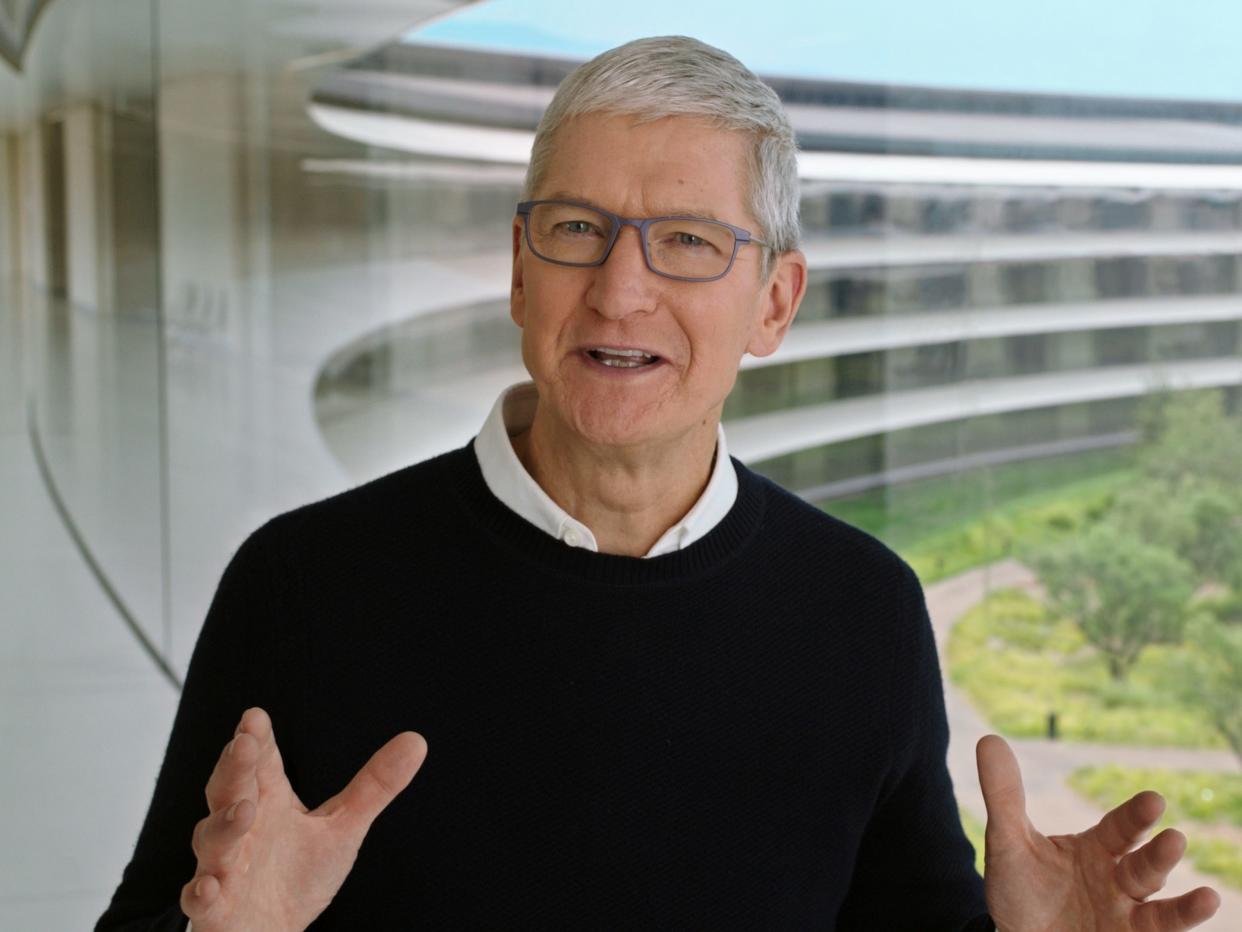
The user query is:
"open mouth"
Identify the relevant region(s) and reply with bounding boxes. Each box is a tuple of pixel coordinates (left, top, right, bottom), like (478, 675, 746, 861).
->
(586, 349, 661, 368)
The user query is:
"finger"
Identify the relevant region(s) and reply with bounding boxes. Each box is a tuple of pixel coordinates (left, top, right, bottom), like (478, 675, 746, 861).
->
(1132, 886, 1221, 932)
(1088, 789, 1165, 857)
(204, 728, 259, 814)
(316, 732, 428, 838)
(180, 872, 221, 922)
(236, 706, 289, 794)
(1115, 828, 1185, 901)
(190, 798, 257, 872)
(976, 734, 1029, 848)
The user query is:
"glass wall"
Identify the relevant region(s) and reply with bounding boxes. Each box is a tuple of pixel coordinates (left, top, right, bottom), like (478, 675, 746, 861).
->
(16, 0, 167, 653)
(4, 0, 1242, 924)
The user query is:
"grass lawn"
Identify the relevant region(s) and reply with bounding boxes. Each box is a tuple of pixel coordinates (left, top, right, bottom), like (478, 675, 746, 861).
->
(948, 588, 1224, 748)
(1070, 765, 1242, 890)
(821, 447, 1134, 585)
(1070, 765, 1242, 829)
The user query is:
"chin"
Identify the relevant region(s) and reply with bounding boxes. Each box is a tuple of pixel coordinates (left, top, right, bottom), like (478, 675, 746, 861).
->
(557, 399, 654, 441)
(546, 376, 698, 446)
(569, 420, 656, 450)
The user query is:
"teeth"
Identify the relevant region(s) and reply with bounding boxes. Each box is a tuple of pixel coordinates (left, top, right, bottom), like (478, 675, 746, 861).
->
(590, 347, 654, 358)
(588, 347, 658, 367)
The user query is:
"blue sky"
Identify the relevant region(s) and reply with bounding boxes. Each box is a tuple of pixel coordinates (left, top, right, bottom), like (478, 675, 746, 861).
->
(405, 0, 1242, 103)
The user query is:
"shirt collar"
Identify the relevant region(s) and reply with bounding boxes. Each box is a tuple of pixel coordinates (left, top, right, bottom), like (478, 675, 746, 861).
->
(473, 380, 738, 557)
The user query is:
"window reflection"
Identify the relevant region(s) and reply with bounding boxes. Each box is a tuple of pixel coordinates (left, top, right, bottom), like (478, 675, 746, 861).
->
(8, 3, 1242, 921)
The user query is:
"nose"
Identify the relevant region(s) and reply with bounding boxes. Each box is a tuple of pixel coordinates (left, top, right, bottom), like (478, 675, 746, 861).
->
(584, 223, 658, 319)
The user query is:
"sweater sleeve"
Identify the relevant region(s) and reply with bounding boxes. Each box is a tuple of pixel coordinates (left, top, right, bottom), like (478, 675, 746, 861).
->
(94, 523, 288, 931)
(834, 560, 994, 931)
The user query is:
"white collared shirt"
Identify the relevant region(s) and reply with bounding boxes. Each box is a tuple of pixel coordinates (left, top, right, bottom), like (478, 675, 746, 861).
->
(473, 380, 738, 557)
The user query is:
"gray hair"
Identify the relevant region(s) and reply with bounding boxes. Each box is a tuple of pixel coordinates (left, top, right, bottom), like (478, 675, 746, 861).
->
(522, 35, 801, 278)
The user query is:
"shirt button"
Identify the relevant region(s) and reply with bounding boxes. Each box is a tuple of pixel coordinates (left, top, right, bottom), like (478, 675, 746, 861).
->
(564, 528, 581, 547)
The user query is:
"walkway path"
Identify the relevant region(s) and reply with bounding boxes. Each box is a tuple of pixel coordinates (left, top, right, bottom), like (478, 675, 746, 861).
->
(924, 557, 1242, 928)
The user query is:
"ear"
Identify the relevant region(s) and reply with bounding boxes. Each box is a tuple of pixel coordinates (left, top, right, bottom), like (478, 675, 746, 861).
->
(745, 248, 807, 358)
(510, 217, 526, 328)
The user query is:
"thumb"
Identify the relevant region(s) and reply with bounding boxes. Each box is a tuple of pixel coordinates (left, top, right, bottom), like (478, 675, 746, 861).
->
(976, 734, 1029, 848)
(316, 731, 428, 837)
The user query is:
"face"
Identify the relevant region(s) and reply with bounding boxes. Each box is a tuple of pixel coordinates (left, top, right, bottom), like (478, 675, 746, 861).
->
(510, 111, 806, 454)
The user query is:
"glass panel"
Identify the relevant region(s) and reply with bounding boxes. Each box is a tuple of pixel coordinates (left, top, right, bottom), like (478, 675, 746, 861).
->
(24, 0, 166, 652)
(154, 1, 488, 673)
(9, 1, 1242, 921)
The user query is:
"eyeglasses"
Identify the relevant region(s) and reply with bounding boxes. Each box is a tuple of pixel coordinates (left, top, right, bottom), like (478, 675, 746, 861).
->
(515, 199, 769, 283)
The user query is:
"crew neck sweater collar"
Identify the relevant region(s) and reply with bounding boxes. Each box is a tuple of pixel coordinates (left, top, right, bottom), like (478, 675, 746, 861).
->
(442, 439, 767, 589)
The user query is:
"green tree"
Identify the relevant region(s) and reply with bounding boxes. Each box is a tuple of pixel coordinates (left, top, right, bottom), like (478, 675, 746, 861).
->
(1028, 520, 1195, 680)
(1183, 483, 1242, 592)
(1173, 610, 1242, 767)
(1135, 387, 1242, 490)
(1110, 477, 1242, 591)
(1129, 388, 1242, 592)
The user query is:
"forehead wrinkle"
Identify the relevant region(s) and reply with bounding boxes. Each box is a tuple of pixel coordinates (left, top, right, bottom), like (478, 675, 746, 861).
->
(540, 190, 726, 224)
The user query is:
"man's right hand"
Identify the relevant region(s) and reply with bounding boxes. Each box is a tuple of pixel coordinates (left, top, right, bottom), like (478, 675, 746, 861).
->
(180, 706, 428, 932)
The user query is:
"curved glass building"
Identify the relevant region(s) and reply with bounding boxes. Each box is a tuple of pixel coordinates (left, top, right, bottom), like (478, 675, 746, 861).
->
(2, 1, 1241, 926)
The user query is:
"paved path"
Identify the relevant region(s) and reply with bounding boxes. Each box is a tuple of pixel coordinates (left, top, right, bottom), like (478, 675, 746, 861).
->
(925, 558, 1242, 928)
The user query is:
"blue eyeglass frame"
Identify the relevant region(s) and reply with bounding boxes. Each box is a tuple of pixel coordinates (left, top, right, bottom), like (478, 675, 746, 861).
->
(515, 199, 770, 283)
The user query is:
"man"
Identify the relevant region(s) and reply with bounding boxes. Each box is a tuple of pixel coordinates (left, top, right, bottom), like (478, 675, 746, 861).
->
(98, 36, 1220, 930)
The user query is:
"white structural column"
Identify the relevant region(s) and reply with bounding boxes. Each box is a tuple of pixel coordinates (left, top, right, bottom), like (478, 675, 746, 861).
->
(17, 120, 47, 290)
(159, 73, 244, 346)
(0, 133, 17, 282)
(62, 102, 113, 313)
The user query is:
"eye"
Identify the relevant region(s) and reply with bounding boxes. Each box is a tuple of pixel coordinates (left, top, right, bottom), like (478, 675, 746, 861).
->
(648, 219, 731, 256)
(555, 219, 603, 237)
(673, 232, 707, 247)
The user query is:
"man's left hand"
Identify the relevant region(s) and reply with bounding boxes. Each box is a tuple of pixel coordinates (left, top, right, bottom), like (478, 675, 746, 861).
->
(977, 734, 1221, 931)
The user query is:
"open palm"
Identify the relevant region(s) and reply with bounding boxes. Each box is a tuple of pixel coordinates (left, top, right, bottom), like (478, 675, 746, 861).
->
(179, 707, 428, 932)
(977, 735, 1220, 931)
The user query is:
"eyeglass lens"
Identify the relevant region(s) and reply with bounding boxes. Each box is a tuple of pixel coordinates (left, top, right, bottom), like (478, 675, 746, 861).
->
(526, 203, 736, 279)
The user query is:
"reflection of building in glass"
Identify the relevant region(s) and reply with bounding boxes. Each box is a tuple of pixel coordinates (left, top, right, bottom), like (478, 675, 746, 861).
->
(311, 42, 1242, 504)
(6, 5, 1242, 927)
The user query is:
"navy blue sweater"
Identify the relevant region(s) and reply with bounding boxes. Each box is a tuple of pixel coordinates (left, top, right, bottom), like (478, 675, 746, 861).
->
(97, 440, 993, 930)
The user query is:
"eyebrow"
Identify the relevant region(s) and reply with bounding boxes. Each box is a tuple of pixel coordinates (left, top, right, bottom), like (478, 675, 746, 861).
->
(541, 191, 725, 223)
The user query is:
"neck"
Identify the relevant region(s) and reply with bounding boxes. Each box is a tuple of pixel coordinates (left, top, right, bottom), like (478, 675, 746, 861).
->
(510, 408, 719, 558)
